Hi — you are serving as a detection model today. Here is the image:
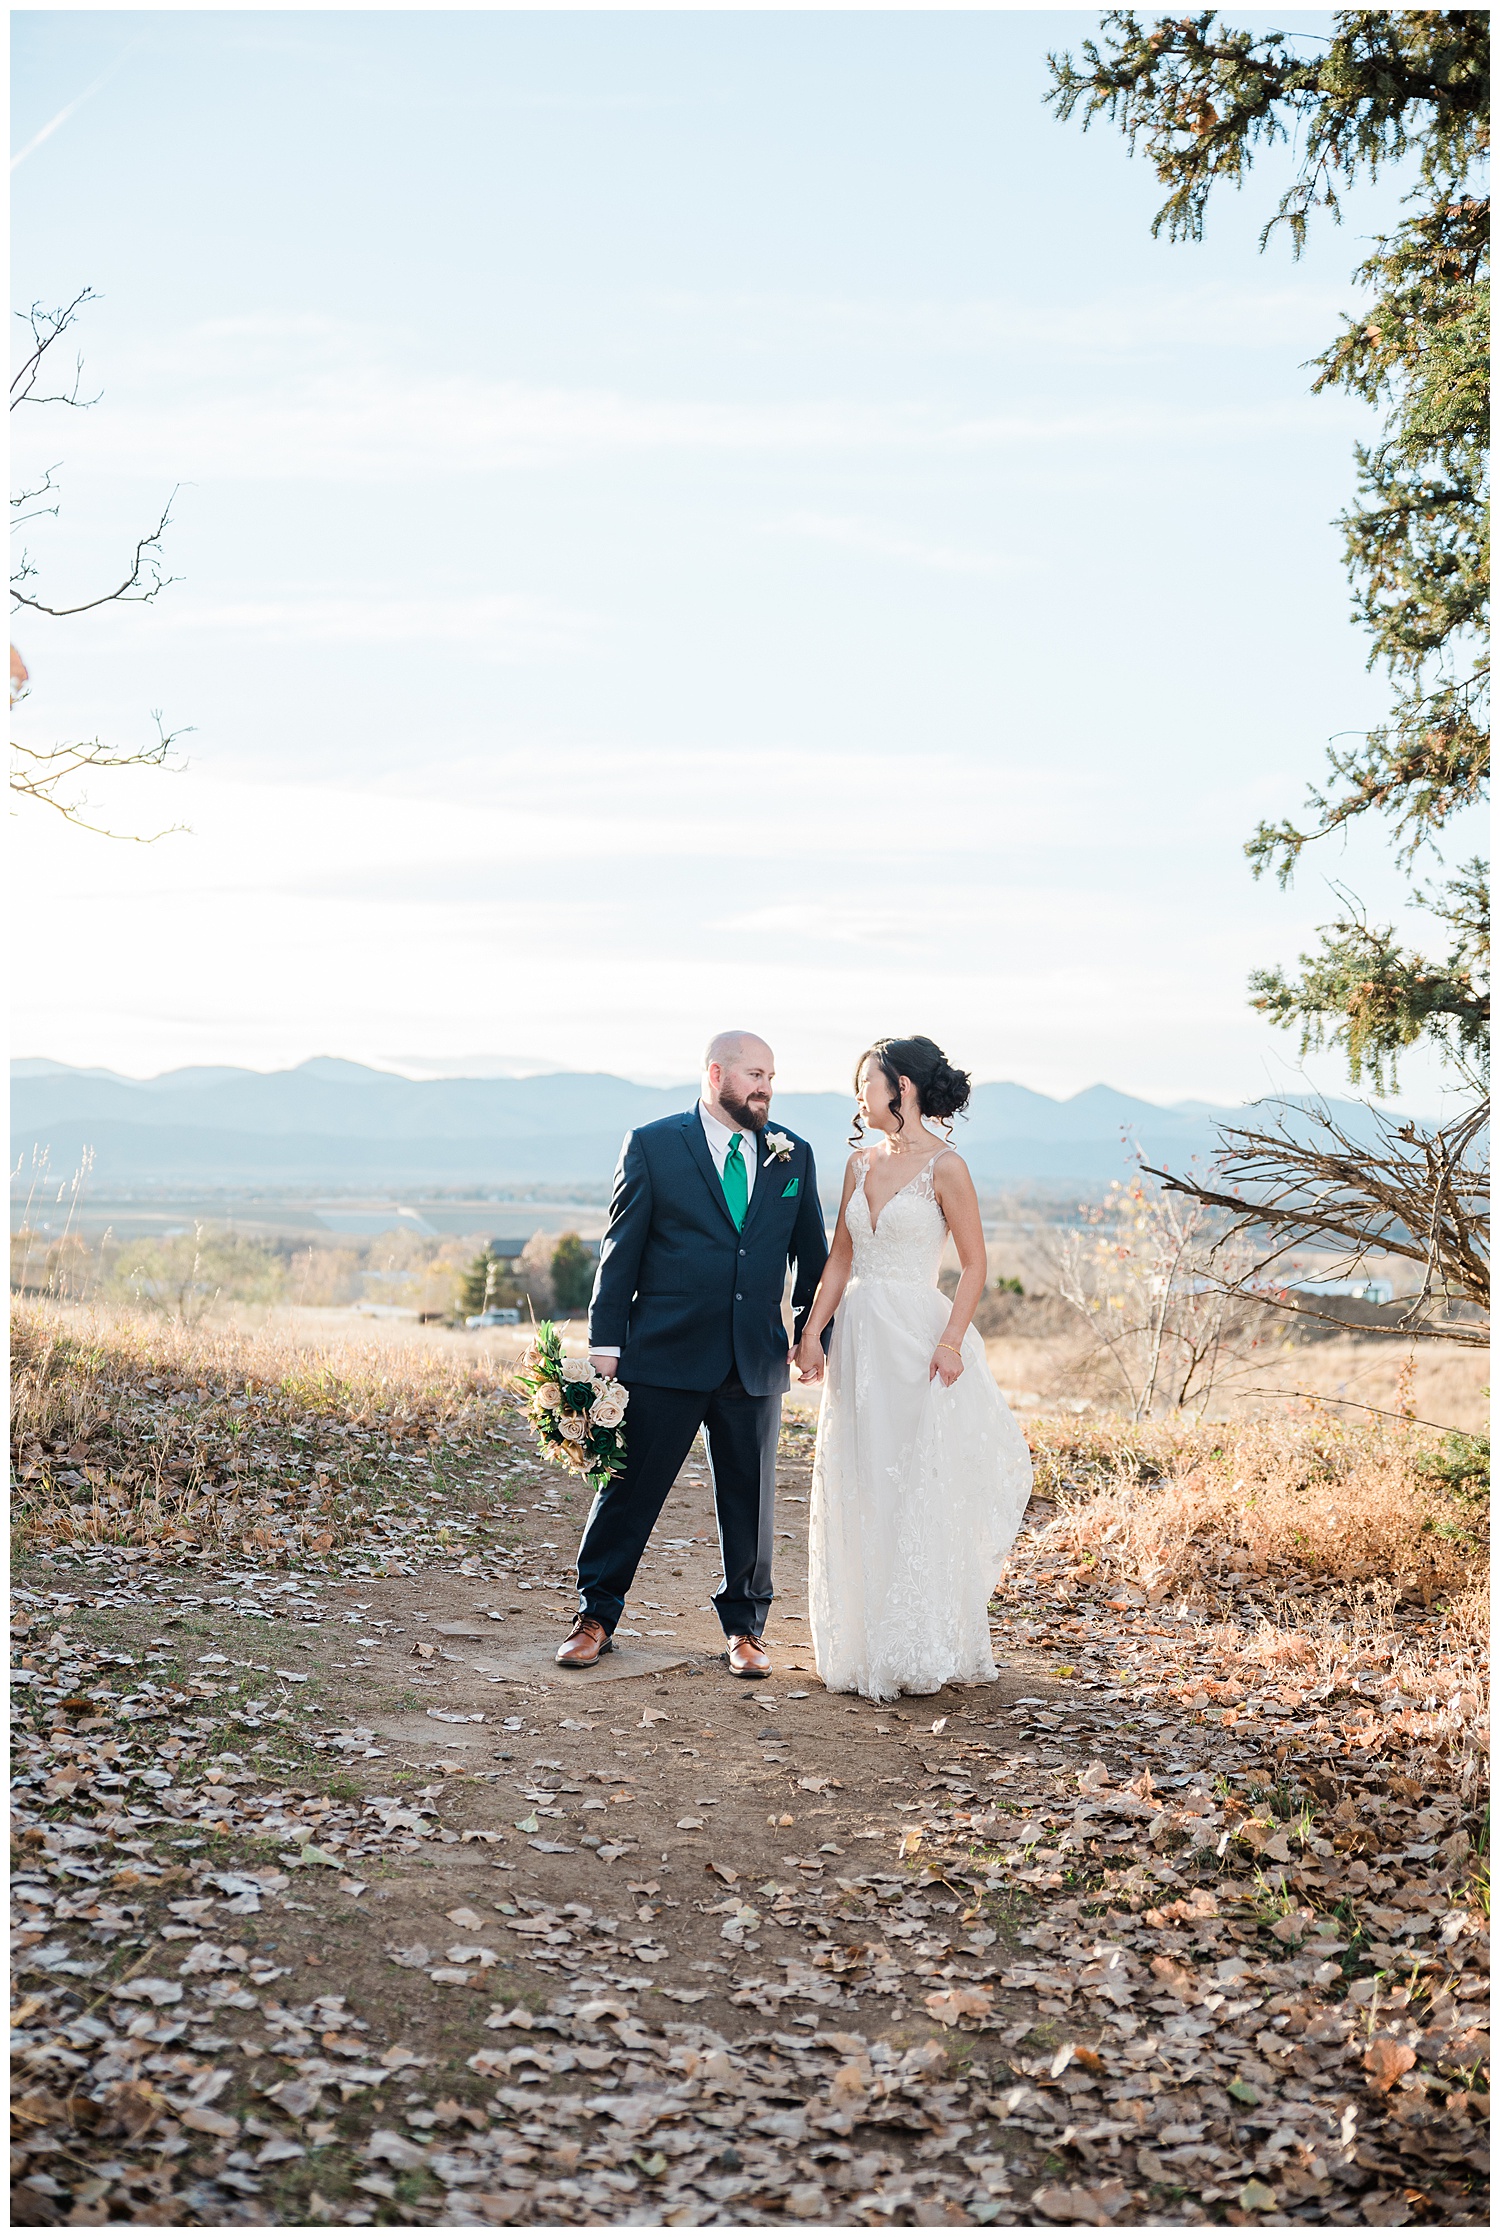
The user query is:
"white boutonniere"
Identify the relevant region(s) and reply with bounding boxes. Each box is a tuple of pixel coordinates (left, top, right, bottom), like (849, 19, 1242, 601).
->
(764, 1130, 795, 1164)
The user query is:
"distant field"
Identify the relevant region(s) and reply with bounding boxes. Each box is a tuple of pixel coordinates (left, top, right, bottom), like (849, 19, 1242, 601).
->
(129, 1294, 1491, 1437)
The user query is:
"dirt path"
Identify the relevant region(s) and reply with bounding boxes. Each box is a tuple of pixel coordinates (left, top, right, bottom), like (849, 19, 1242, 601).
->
(11, 1412, 1489, 2227)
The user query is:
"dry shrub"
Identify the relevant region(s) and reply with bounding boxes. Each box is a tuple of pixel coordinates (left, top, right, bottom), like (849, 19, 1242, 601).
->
(1018, 1409, 1489, 1804)
(1026, 1408, 1486, 1602)
(10, 1301, 507, 1558)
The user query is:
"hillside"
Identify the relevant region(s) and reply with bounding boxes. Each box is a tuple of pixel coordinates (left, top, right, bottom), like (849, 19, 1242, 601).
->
(11, 1057, 1405, 1192)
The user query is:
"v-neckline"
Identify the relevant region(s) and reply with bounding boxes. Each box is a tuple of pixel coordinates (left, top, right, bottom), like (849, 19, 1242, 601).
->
(859, 1150, 942, 1236)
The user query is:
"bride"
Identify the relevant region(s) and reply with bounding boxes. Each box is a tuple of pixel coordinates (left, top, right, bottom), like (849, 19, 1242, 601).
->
(793, 1036, 1033, 1701)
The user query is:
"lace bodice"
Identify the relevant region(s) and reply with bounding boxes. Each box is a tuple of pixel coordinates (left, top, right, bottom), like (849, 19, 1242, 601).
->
(847, 1152, 949, 1286)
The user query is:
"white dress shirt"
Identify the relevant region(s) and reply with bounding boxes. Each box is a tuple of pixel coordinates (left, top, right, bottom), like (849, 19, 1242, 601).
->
(591, 1103, 757, 1363)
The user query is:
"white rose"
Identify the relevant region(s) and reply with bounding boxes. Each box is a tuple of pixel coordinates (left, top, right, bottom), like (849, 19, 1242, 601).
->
(598, 1378, 628, 1409)
(533, 1383, 562, 1411)
(561, 1359, 596, 1387)
(558, 1412, 588, 1441)
(590, 1395, 625, 1428)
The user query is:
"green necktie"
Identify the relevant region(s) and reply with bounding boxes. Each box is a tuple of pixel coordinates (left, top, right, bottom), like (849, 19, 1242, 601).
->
(722, 1132, 748, 1231)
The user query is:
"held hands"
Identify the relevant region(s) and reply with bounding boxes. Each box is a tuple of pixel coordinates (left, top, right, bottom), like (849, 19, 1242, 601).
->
(794, 1332, 826, 1384)
(929, 1339, 965, 1387)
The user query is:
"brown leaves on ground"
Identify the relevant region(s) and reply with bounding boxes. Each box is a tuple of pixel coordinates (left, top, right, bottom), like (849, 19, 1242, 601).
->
(10, 1300, 509, 1563)
(9, 1320, 1491, 2226)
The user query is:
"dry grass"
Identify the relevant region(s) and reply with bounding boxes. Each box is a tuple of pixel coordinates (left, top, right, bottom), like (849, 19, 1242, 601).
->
(1013, 1408, 1489, 1805)
(10, 1300, 509, 1559)
(979, 1321, 1489, 1431)
(1024, 1409, 1487, 1606)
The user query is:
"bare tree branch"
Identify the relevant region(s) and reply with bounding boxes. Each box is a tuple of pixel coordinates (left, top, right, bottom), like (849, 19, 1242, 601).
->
(1049, 1165, 1270, 1420)
(1143, 1096, 1489, 1349)
(8, 715, 190, 842)
(11, 492, 177, 617)
(10, 287, 187, 842)
(10, 289, 102, 412)
(10, 461, 63, 532)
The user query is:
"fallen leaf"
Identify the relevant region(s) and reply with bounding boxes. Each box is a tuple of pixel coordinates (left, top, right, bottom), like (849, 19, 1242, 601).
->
(925, 1986, 992, 2024)
(445, 1944, 498, 1968)
(1359, 2193, 1414, 2227)
(179, 2106, 239, 2140)
(256, 2137, 305, 2166)
(1033, 2180, 1124, 2225)
(111, 1977, 182, 2006)
(1364, 2037, 1416, 2092)
(386, 1943, 431, 1970)
(364, 2128, 428, 2170)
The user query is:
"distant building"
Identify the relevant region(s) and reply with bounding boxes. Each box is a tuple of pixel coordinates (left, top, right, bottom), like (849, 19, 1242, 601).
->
(1289, 1277, 1396, 1306)
(487, 1234, 600, 1267)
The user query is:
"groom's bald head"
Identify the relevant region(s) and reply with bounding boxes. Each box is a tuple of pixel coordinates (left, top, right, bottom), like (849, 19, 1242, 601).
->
(704, 1029, 772, 1074)
(702, 1031, 775, 1132)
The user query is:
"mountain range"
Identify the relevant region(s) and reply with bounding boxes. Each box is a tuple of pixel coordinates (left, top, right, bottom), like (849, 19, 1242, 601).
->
(10, 1057, 1403, 1194)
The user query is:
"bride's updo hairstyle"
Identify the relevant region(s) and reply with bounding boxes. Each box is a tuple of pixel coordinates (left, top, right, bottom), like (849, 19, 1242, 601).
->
(852, 1035, 972, 1143)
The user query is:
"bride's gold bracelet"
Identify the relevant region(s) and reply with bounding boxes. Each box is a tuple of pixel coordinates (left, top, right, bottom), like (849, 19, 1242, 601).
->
(936, 1342, 963, 1357)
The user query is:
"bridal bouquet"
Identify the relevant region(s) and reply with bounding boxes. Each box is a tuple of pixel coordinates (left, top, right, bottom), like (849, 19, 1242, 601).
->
(514, 1322, 628, 1493)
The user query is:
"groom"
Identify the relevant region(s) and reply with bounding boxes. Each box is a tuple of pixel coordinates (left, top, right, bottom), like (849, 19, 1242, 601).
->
(557, 1030, 829, 1678)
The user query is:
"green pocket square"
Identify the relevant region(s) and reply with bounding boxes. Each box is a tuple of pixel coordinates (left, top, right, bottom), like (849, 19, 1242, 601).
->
(782, 1177, 799, 1196)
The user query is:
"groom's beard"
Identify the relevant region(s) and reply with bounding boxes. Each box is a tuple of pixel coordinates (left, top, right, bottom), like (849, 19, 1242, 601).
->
(720, 1091, 769, 1134)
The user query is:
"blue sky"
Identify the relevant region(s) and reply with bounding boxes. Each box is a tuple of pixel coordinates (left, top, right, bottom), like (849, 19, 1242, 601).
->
(11, 8, 1469, 1103)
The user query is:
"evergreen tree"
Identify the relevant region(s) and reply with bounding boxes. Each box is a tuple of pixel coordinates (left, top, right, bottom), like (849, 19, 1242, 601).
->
(457, 1252, 496, 1317)
(1048, 9, 1489, 1092)
(550, 1232, 596, 1314)
(1050, 11, 1489, 1332)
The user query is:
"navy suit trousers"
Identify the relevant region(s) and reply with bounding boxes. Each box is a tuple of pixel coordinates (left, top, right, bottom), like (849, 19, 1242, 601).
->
(574, 1373, 778, 1640)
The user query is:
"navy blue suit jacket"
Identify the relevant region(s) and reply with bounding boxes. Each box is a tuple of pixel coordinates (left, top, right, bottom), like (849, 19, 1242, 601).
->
(587, 1111, 829, 1396)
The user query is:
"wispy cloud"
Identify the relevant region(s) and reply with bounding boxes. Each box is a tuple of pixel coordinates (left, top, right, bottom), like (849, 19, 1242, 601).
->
(769, 510, 1013, 577)
(11, 44, 140, 172)
(647, 282, 1359, 362)
(20, 316, 1349, 487)
(154, 591, 598, 657)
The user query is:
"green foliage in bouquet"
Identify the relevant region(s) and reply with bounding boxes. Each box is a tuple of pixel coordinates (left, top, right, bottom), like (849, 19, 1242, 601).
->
(513, 1320, 628, 1494)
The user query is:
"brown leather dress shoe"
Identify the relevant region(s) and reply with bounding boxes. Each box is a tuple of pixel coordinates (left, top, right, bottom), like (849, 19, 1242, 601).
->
(556, 1616, 612, 1668)
(725, 1632, 771, 1679)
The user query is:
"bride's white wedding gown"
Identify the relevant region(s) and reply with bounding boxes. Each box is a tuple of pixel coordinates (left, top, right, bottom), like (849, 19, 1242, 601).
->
(808, 1151, 1033, 1701)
